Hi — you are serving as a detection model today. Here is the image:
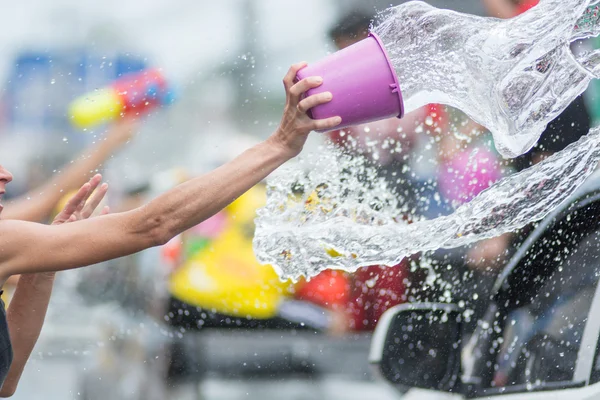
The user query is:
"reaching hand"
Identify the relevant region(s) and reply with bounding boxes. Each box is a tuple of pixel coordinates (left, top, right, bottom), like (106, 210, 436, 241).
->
(52, 174, 109, 225)
(270, 63, 342, 158)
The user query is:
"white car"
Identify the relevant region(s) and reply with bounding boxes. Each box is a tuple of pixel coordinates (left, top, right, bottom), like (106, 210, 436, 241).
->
(370, 177, 600, 399)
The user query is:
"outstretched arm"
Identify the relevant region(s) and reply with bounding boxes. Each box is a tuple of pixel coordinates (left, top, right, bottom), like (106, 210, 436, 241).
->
(0, 177, 109, 397)
(0, 64, 341, 279)
(1, 119, 136, 223)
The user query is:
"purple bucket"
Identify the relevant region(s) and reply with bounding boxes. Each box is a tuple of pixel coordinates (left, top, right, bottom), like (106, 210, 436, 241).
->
(296, 33, 404, 132)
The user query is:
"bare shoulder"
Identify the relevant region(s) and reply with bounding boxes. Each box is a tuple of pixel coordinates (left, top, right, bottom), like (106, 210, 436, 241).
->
(0, 219, 49, 280)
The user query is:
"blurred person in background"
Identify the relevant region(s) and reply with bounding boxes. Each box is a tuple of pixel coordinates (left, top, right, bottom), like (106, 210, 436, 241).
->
(0, 66, 338, 396)
(0, 175, 110, 397)
(426, 0, 592, 334)
(164, 183, 309, 384)
(425, 115, 509, 334)
(303, 11, 453, 334)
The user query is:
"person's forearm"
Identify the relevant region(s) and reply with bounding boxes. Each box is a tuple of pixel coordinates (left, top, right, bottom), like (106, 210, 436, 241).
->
(482, 0, 517, 18)
(145, 137, 292, 242)
(0, 68, 335, 277)
(0, 137, 296, 277)
(3, 134, 124, 222)
(0, 273, 54, 397)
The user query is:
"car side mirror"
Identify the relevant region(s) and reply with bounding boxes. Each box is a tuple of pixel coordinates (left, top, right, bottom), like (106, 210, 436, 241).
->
(369, 303, 462, 393)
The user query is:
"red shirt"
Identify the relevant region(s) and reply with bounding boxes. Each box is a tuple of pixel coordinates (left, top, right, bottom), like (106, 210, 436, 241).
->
(295, 265, 408, 332)
(328, 104, 447, 161)
(345, 264, 408, 331)
(305, 104, 449, 331)
(516, 0, 539, 15)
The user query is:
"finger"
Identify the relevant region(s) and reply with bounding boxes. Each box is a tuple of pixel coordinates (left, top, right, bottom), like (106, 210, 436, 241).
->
(75, 174, 103, 213)
(75, 198, 86, 213)
(310, 116, 342, 132)
(58, 183, 91, 218)
(82, 174, 103, 203)
(289, 77, 323, 105)
(297, 92, 332, 114)
(81, 183, 109, 219)
(283, 62, 308, 91)
(100, 205, 110, 216)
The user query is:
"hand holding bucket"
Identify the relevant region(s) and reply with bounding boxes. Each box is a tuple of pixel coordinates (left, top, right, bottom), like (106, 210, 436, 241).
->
(296, 33, 405, 132)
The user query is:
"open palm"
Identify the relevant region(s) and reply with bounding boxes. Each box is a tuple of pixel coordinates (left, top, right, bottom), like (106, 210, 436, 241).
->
(52, 174, 109, 225)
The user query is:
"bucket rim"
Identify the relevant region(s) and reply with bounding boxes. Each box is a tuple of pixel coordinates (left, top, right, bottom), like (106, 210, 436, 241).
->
(369, 32, 405, 119)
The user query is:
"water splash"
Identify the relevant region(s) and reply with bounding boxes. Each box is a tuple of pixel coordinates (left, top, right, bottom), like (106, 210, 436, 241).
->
(374, 0, 600, 158)
(573, 2, 600, 40)
(254, 1, 600, 280)
(254, 127, 600, 280)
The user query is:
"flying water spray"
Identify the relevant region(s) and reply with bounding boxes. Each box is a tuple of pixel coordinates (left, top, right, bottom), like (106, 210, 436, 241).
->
(255, 0, 600, 279)
(254, 127, 600, 280)
(299, 0, 600, 158)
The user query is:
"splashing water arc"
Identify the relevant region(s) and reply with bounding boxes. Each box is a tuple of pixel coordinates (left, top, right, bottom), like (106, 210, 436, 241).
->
(375, 0, 600, 158)
(253, 0, 600, 280)
(254, 128, 600, 280)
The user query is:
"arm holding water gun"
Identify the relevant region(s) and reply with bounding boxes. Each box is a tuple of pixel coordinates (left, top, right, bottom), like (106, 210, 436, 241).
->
(4, 67, 178, 223)
(0, 63, 340, 395)
(3, 67, 176, 223)
(0, 63, 340, 276)
(1, 119, 137, 223)
(1, 70, 162, 297)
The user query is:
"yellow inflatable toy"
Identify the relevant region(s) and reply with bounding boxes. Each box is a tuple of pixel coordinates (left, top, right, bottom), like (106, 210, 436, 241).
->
(168, 185, 294, 319)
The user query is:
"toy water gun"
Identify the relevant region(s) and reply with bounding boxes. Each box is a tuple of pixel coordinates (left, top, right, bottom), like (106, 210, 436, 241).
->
(68, 68, 175, 129)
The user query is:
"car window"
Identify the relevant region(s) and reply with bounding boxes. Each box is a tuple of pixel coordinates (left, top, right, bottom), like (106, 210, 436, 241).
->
(491, 229, 600, 388)
(591, 339, 600, 383)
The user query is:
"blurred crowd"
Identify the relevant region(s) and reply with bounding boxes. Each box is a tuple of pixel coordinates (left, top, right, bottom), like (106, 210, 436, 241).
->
(0, 0, 597, 399)
(158, 0, 594, 388)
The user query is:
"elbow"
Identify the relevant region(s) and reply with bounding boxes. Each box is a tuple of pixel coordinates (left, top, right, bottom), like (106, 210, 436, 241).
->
(150, 225, 173, 247)
(138, 207, 175, 247)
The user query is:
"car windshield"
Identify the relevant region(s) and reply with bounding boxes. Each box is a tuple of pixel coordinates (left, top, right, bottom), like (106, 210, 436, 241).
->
(492, 229, 600, 388)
